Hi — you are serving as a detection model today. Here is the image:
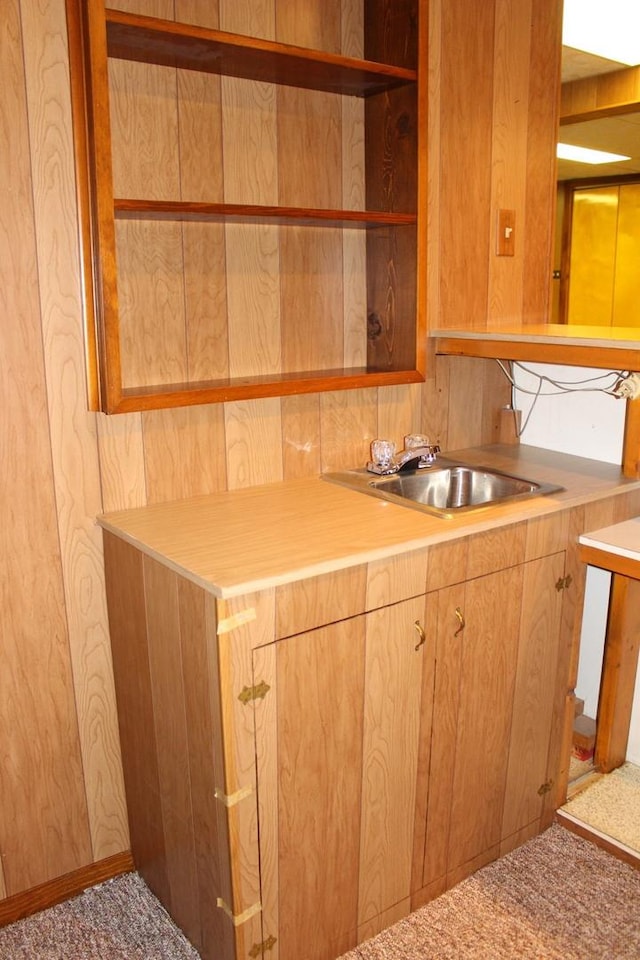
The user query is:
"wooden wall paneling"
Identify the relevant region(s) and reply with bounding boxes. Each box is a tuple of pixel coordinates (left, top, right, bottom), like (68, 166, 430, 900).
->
(0, 865, 5, 902)
(358, 596, 426, 927)
(445, 358, 511, 453)
(96, 413, 147, 511)
(481, 358, 511, 443)
(426, 0, 442, 336)
(109, 0, 173, 15)
(522, 0, 561, 323)
(102, 534, 170, 903)
(275, 618, 365, 959)
(421, 356, 451, 451)
(21, 0, 128, 861)
(176, 1, 220, 28)
(221, 0, 281, 383)
(437, 0, 494, 330)
(141, 405, 228, 503)
(177, 54, 228, 383)
(277, 74, 345, 373)
(445, 358, 486, 451)
(377, 383, 423, 451)
(319, 387, 378, 471)
(224, 397, 284, 488)
(341, 0, 366, 369)
(364, 1, 419, 374)
(487, 0, 530, 326)
(501, 552, 564, 839)
(221, 79, 281, 379)
(176, 578, 228, 960)
(109, 49, 188, 388)
(280, 394, 322, 480)
(0, 0, 92, 895)
(142, 556, 200, 944)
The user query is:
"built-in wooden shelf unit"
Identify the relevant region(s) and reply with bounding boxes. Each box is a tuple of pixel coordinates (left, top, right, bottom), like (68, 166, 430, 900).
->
(66, 0, 425, 413)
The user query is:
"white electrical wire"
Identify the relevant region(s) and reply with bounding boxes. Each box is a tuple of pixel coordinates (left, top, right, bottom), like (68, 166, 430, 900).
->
(496, 360, 626, 438)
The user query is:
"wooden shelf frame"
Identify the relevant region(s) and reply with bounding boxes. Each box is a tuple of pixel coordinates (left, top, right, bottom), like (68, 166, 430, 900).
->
(66, 0, 426, 413)
(114, 199, 418, 227)
(105, 8, 417, 96)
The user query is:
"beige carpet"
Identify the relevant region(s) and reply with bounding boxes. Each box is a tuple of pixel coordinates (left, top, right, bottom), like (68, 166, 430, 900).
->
(563, 761, 640, 852)
(339, 824, 640, 960)
(1, 825, 639, 959)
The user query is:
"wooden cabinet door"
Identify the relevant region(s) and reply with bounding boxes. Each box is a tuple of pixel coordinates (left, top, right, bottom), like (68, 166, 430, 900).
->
(501, 552, 565, 842)
(422, 553, 564, 890)
(253, 594, 431, 960)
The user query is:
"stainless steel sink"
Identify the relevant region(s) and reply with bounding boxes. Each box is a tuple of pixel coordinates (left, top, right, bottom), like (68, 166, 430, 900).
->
(322, 459, 563, 519)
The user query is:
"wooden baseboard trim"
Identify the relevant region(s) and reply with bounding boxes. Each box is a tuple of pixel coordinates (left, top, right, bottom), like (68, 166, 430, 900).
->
(0, 851, 135, 928)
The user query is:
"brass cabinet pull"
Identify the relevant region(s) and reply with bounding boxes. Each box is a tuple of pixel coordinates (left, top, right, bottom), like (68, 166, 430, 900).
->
(414, 619, 426, 650)
(454, 607, 465, 636)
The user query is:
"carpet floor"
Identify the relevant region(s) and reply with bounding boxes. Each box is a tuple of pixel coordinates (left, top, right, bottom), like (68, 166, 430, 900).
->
(562, 761, 640, 853)
(1, 824, 639, 959)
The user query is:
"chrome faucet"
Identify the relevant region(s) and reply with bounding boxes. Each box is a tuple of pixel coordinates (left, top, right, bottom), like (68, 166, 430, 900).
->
(367, 434, 440, 476)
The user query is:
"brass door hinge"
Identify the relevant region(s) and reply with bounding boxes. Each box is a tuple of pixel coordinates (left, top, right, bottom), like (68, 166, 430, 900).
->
(537, 779, 553, 796)
(237, 680, 271, 705)
(249, 935, 277, 958)
(555, 574, 573, 592)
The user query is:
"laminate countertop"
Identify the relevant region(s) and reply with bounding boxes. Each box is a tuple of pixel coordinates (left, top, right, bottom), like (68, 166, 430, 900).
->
(98, 444, 640, 598)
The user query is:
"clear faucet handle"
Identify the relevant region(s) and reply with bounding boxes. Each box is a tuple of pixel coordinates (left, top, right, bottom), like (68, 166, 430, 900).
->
(370, 439, 396, 466)
(404, 433, 430, 449)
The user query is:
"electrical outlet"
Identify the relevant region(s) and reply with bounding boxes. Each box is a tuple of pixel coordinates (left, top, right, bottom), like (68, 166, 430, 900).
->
(614, 373, 640, 400)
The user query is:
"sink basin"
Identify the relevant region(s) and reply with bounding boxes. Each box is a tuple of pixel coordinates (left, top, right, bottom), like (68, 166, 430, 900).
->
(322, 459, 563, 519)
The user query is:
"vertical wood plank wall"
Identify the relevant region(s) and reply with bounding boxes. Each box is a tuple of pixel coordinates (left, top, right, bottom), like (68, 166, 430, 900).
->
(1, 0, 558, 901)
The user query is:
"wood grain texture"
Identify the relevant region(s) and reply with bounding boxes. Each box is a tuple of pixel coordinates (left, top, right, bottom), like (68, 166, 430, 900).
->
(142, 557, 200, 944)
(487, 0, 530, 325)
(176, 578, 228, 960)
(521, 0, 560, 324)
(214, 595, 264, 957)
(422, 584, 466, 886)
(595, 576, 640, 772)
(102, 534, 170, 903)
(437, 0, 494, 330)
(141, 405, 228, 503)
(276, 566, 367, 639)
(0, 0, 93, 895)
(0, 852, 134, 929)
(358, 597, 426, 923)
(501, 553, 564, 839)
(21, 0, 128, 861)
(446, 565, 523, 871)
(365, 550, 428, 609)
(276, 618, 365, 959)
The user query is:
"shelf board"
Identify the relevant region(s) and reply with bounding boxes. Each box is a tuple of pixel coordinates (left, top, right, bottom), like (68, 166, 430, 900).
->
(105, 9, 416, 96)
(106, 367, 425, 414)
(113, 199, 416, 228)
(431, 324, 640, 371)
